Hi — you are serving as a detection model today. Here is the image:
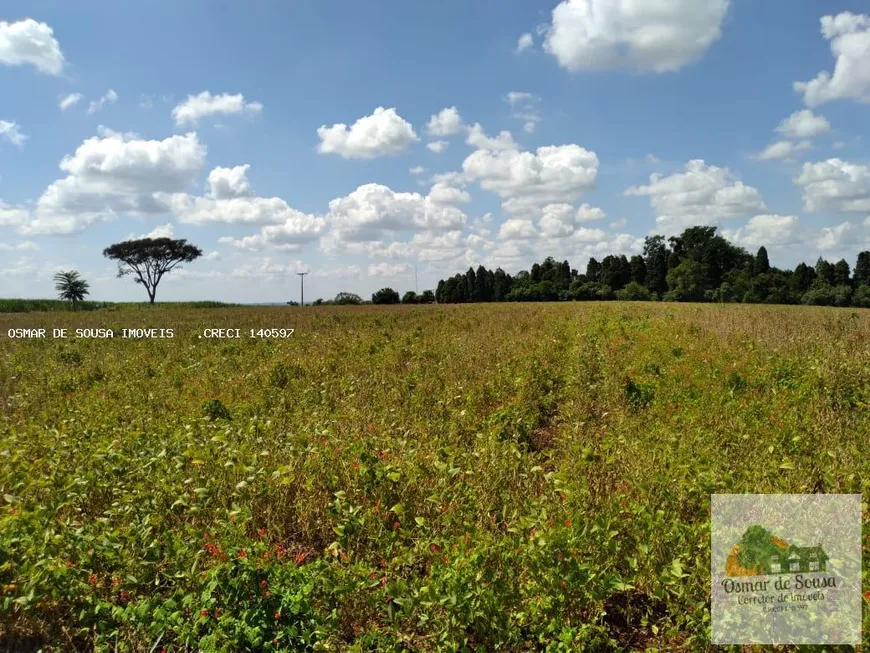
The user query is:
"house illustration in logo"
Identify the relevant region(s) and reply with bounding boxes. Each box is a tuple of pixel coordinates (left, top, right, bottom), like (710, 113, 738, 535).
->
(726, 525, 828, 577)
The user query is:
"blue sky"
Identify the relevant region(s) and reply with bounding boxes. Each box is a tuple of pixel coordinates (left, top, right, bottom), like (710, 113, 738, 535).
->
(1, 0, 869, 302)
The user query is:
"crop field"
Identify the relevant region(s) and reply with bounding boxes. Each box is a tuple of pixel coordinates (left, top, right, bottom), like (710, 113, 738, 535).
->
(0, 303, 868, 651)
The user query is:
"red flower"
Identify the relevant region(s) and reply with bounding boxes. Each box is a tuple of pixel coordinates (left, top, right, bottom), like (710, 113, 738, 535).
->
(88, 573, 97, 585)
(257, 528, 266, 537)
(260, 578, 268, 588)
(564, 519, 572, 527)
(237, 549, 247, 558)
(274, 611, 281, 620)
(200, 609, 209, 618)
(393, 520, 400, 529)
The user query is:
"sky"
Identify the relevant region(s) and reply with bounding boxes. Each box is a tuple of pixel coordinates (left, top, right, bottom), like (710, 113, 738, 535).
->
(1, 0, 869, 303)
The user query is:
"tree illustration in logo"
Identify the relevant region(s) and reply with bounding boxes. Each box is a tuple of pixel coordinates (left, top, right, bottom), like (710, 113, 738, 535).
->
(726, 525, 828, 577)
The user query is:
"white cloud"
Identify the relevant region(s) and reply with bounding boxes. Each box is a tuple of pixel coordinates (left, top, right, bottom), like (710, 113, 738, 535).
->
(219, 211, 327, 250)
(409, 166, 426, 175)
(0, 19, 64, 75)
(722, 214, 801, 248)
(538, 202, 607, 237)
(516, 33, 534, 54)
(610, 217, 627, 229)
(59, 93, 82, 111)
(427, 107, 464, 137)
(427, 140, 449, 153)
(324, 183, 466, 246)
(465, 123, 519, 151)
(130, 223, 175, 240)
(794, 158, 870, 212)
(498, 219, 538, 241)
(505, 92, 542, 133)
(463, 144, 599, 216)
(0, 241, 38, 252)
(795, 12, 870, 107)
(753, 140, 812, 162)
(206, 164, 253, 199)
(368, 262, 412, 278)
(171, 91, 263, 126)
(18, 131, 206, 235)
(775, 110, 831, 140)
(0, 202, 29, 228)
(317, 107, 418, 159)
(0, 120, 27, 147)
(625, 159, 767, 233)
(541, 0, 730, 73)
(87, 89, 118, 115)
(204, 250, 220, 261)
(428, 183, 470, 206)
(230, 258, 309, 279)
(506, 92, 536, 106)
(817, 221, 857, 250)
(314, 264, 362, 279)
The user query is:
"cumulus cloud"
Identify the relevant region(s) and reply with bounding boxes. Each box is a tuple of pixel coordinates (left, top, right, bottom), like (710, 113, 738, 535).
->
(722, 214, 802, 248)
(172, 91, 263, 126)
(314, 265, 362, 279)
(775, 110, 832, 139)
(324, 183, 466, 247)
(625, 159, 767, 233)
(795, 12, 870, 107)
(59, 93, 82, 111)
(516, 33, 534, 54)
(0, 241, 38, 252)
(317, 107, 418, 159)
(499, 218, 538, 241)
(130, 223, 175, 240)
(0, 19, 65, 75)
(206, 164, 253, 199)
(428, 183, 471, 206)
(463, 144, 599, 216)
(465, 123, 519, 151)
(817, 221, 857, 250)
(230, 258, 309, 279)
(427, 140, 448, 153)
(794, 158, 870, 212)
(538, 203, 606, 237)
(540, 0, 730, 73)
(87, 89, 118, 115)
(18, 131, 206, 235)
(409, 166, 426, 175)
(753, 140, 812, 162)
(0, 120, 27, 147)
(368, 262, 412, 278)
(427, 107, 464, 137)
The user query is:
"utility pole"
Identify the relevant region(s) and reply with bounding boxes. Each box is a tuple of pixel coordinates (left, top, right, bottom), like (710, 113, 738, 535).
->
(414, 265, 418, 295)
(297, 272, 308, 307)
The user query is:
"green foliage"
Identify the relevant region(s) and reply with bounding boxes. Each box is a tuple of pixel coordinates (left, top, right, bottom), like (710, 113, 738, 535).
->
(2, 303, 870, 650)
(202, 398, 232, 420)
(53, 270, 91, 307)
(615, 282, 652, 302)
(371, 287, 400, 305)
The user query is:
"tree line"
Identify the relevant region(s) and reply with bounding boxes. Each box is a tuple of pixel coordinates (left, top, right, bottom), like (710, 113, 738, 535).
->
(435, 226, 870, 308)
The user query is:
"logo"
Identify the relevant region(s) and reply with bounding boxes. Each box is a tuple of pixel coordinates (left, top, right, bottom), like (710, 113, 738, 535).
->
(711, 494, 861, 646)
(727, 525, 828, 576)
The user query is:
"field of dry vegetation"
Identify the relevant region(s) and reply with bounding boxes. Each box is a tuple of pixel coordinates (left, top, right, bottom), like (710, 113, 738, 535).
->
(0, 303, 868, 651)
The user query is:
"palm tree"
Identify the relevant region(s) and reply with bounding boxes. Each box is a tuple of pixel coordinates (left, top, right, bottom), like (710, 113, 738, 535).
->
(53, 270, 90, 309)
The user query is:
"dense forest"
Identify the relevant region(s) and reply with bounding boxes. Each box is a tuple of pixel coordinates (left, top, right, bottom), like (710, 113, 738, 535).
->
(434, 226, 870, 307)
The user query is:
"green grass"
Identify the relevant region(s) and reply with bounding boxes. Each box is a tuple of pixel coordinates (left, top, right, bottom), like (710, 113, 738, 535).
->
(0, 303, 868, 650)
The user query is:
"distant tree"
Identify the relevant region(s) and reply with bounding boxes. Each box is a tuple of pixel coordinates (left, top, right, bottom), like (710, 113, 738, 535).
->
(334, 292, 362, 305)
(853, 285, 870, 308)
(643, 235, 669, 296)
(755, 247, 770, 275)
(664, 259, 705, 302)
(792, 262, 816, 294)
(53, 270, 90, 309)
(833, 259, 851, 286)
(493, 268, 511, 302)
(815, 257, 835, 285)
(585, 257, 602, 282)
(103, 237, 202, 304)
(600, 255, 631, 291)
(615, 281, 652, 301)
(855, 251, 870, 286)
(802, 281, 852, 307)
(420, 290, 435, 304)
(372, 287, 400, 305)
(401, 291, 419, 304)
(629, 255, 647, 285)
